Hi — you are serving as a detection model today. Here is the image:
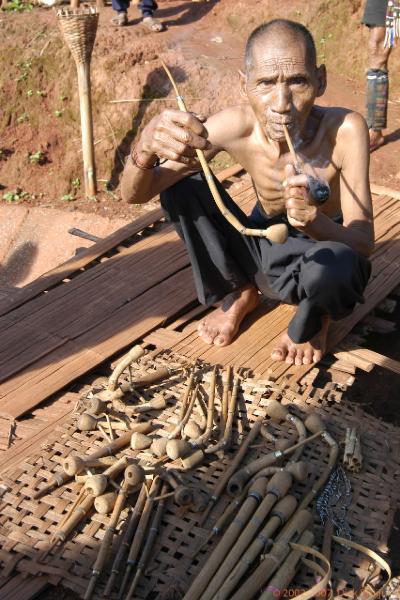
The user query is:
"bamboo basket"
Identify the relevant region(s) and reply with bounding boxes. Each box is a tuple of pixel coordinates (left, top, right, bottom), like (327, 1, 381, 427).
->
(57, 8, 99, 197)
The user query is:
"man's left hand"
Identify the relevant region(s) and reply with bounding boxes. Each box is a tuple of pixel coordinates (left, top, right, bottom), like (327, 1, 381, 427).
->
(282, 164, 317, 229)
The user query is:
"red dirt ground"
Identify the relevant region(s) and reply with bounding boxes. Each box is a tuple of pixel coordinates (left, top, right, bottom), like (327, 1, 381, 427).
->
(1, 0, 399, 222)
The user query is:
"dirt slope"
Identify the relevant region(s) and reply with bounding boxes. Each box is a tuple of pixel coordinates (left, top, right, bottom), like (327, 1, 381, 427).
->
(0, 0, 399, 220)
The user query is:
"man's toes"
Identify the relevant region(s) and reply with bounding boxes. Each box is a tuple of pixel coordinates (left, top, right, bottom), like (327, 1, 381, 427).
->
(271, 346, 286, 361)
(198, 323, 215, 344)
(285, 346, 297, 365)
(313, 349, 323, 363)
(294, 349, 304, 366)
(303, 348, 313, 365)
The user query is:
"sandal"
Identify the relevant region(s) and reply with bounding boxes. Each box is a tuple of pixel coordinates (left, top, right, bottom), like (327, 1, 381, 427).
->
(142, 15, 164, 32)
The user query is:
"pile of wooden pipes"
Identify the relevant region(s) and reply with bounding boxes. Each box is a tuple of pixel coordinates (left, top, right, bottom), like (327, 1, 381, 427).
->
(33, 421, 203, 600)
(183, 402, 339, 600)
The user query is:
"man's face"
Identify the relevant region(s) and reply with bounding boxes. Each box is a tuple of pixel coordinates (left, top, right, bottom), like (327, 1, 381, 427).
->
(245, 32, 325, 143)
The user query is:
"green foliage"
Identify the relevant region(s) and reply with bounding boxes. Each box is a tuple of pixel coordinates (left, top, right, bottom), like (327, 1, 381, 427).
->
(54, 109, 63, 118)
(26, 89, 33, 97)
(2, 0, 33, 13)
(28, 150, 47, 165)
(71, 177, 80, 189)
(61, 193, 75, 201)
(2, 189, 29, 202)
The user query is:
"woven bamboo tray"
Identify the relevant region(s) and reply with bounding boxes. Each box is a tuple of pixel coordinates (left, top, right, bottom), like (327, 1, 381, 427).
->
(0, 350, 399, 599)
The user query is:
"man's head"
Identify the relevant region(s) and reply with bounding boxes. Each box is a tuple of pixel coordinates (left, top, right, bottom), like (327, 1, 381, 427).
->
(242, 20, 326, 142)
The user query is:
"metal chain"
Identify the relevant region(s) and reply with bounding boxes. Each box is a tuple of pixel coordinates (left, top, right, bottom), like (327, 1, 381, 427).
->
(316, 465, 352, 539)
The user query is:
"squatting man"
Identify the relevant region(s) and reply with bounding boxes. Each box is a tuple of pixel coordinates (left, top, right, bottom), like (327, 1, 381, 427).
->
(121, 19, 374, 366)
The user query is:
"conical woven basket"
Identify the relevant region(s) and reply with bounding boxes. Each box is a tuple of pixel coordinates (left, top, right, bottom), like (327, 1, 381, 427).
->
(57, 8, 99, 66)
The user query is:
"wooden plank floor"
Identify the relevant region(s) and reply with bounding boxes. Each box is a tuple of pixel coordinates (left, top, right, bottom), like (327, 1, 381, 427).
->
(0, 172, 399, 419)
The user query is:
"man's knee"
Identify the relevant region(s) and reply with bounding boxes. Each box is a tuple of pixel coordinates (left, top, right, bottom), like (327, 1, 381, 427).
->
(303, 242, 370, 298)
(368, 27, 391, 69)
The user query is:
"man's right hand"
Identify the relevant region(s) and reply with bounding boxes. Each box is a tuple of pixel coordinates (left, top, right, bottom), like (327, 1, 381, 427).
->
(136, 109, 211, 167)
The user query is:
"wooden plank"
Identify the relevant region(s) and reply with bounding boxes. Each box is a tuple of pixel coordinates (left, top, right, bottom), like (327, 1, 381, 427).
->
(346, 347, 400, 375)
(0, 207, 165, 318)
(370, 183, 400, 200)
(0, 393, 78, 472)
(0, 268, 196, 419)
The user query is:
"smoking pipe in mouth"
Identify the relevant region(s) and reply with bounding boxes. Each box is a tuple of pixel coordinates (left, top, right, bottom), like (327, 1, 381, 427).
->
(282, 124, 330, 206)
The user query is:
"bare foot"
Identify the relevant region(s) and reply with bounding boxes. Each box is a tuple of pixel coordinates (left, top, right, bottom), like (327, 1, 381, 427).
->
(198, 286, 260, 347)
(271, 316, 330, 365)
(369, 129, 385, 153)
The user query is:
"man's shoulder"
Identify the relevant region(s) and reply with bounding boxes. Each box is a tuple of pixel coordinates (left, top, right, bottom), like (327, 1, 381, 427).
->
(314, 105, 368, 135)
(207, 104, 253, 136)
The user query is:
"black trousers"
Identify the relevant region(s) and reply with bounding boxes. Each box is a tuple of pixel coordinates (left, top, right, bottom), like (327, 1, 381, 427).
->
(160, 173, 371, 344)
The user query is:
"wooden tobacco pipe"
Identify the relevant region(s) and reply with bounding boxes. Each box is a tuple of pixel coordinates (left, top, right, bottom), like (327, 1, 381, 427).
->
(183, 477, 268, 600)
(198, 418, 263, 526)
(282, 124, 330, 206)
(230, 508, 313, 600)
(200, 471, 294, 600)
(227, 429, 322, 497)
(214, 495, 298, 600)
(84, 464, 145, 600)
(160, 470, 193, 506)
(85, 457, 143, 497)
(77, 412, 128, 432)
(130, 432, 152, 450)
(33, 423, 151, 500)
(162, 60, 288, 244)
(118, 477, 161, 599)
(63, 455, 115, 477)
(103, 484, 147, 597)
(259, 529, 315, 600)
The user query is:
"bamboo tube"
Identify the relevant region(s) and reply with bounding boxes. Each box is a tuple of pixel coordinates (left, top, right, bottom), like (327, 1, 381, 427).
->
(57, 8, 98, 197)
(103, 484, 147, 597)
(118, 477, 161, 599)
(190, 366, 216, 448)
(343, 427, 362, 472)
(183, 478, 268, 600)
(53, 492, 95, 543)
(205, 373, 239, 455)
(168, 372, 195, 439)
(227, 429, 323, 497)
(214, 495, 298, 600)
(34, 425, 151, 500)
(84, 464, 143, 599)
(201, 471, 294, 600)
(199, 418, 263, 526)
(108, 345, 145, 392)
(125, 483, 168, 600)
(259, 530, 315, 600)
(161, 60, 288, 244)
(230, 509, 313, 600)
(219, 366, 231, 436)
(129, 365, 183, 389)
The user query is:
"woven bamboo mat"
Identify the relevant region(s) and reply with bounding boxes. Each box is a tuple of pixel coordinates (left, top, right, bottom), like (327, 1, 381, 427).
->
(0, 350, 399, 599)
